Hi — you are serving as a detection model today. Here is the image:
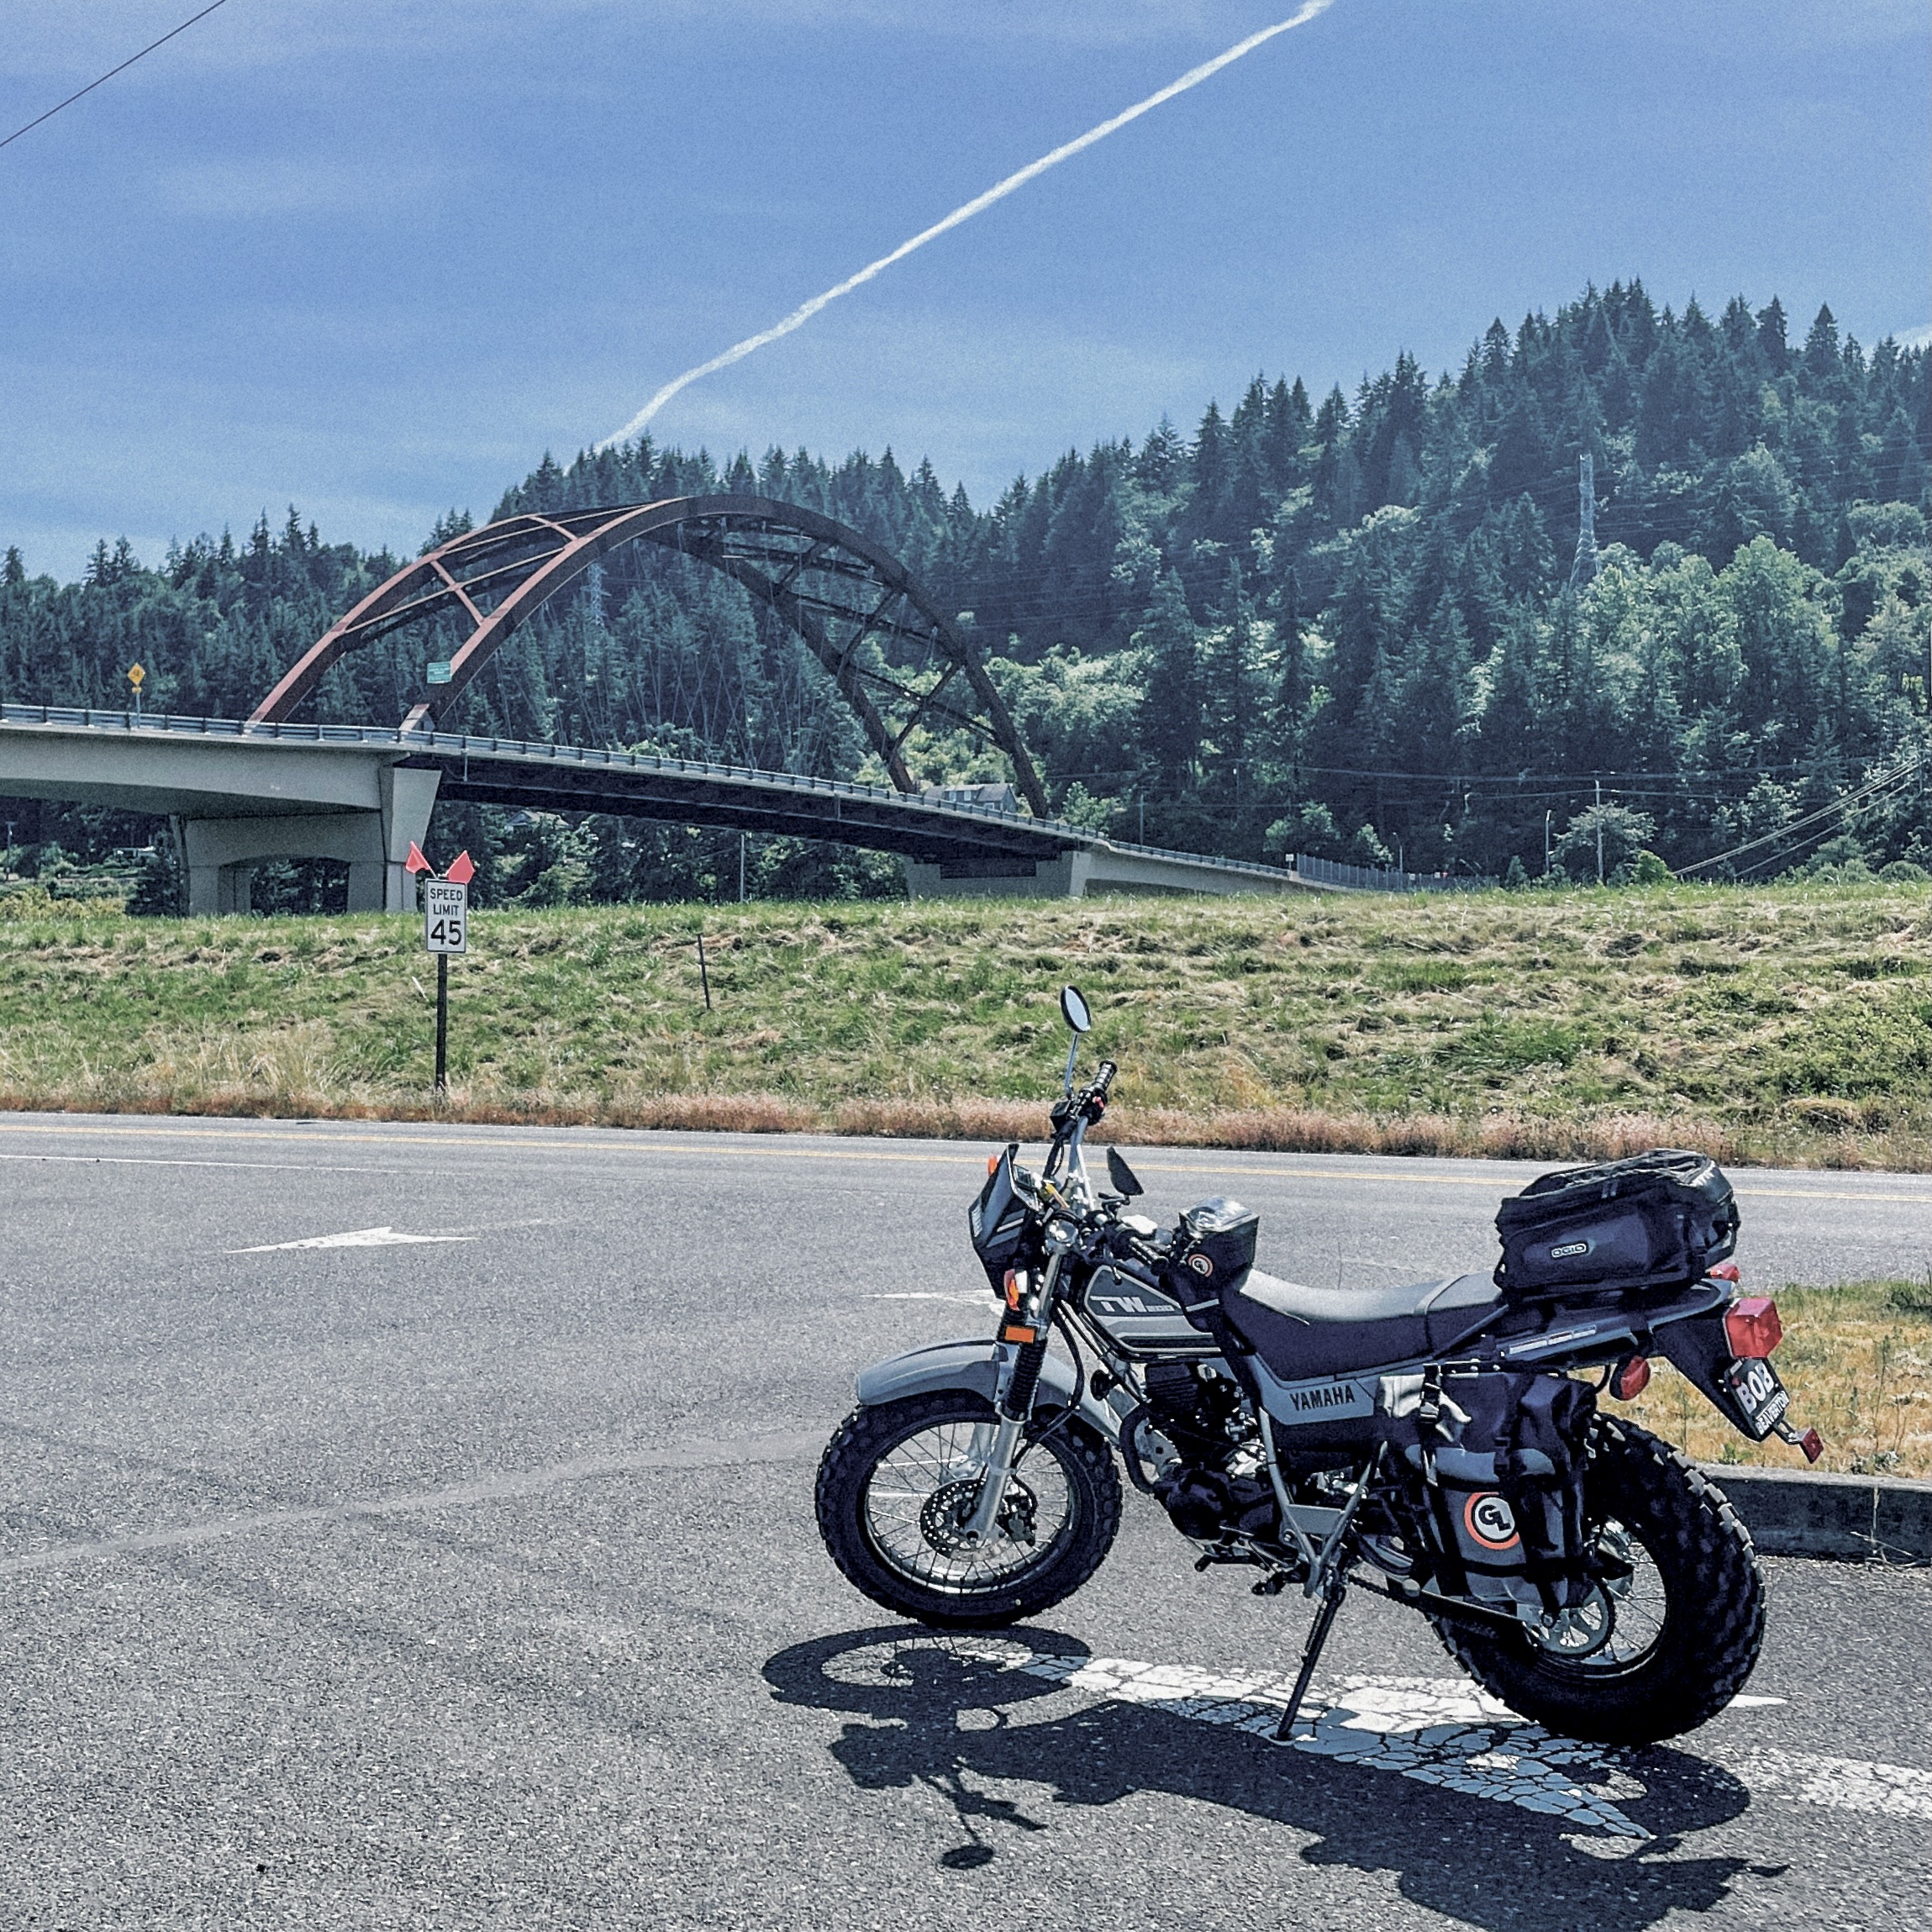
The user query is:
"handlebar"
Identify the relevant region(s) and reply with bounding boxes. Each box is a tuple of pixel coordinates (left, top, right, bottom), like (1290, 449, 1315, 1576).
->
(1050, 1060, 1119, 1135)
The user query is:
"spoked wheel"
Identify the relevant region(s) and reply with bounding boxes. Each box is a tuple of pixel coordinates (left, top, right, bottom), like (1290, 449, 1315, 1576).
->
(816, 1390, 1121, 1629)
(1431, 1417, 1766, 1745)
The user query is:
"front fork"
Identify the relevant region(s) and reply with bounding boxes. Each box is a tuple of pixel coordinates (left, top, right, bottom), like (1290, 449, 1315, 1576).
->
(962, 1253, 1066, 1543)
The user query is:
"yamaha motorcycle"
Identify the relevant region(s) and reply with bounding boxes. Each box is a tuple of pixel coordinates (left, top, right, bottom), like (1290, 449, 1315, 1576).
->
(816, 987, 1822, 1746)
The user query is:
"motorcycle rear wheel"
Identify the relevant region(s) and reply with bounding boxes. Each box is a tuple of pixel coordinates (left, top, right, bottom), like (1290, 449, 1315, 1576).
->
(816, 1390, 1122, 1629)
(1430, 1416, 1766, 1745)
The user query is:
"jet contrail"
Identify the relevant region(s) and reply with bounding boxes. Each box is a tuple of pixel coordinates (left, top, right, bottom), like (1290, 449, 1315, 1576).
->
(597, 1, 1336, 450)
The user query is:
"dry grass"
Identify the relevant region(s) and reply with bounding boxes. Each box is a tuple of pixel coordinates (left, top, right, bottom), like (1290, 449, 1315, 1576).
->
(1619, 1279, 1932, 1478)
(0, 880, 1929, 1169)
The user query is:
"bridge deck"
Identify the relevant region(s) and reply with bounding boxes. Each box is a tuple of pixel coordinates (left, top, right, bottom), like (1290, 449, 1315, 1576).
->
(0, 704, 1312, 894)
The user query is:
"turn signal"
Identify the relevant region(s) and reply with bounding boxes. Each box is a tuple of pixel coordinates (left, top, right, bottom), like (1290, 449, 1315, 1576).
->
(1610, 1355, 1651, 1401)
(1003, 1269, 1027, 1309)
(987, 1155, 1000, 1177)
(1708, 1261, 1741, 1283)
(1724, 1296, 1783, 1358)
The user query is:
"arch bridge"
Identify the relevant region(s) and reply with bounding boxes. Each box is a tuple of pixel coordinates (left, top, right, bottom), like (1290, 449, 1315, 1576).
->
(252, 494, 1050, 817)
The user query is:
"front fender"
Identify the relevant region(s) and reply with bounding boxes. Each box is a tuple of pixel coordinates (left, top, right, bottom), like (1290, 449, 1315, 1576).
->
(854, 1337, 1119, 1443)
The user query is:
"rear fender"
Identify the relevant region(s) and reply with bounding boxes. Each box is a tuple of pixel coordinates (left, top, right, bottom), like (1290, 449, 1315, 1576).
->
(1652, 1303, 1766, 1438)
(854, 1338, 1119, 1442)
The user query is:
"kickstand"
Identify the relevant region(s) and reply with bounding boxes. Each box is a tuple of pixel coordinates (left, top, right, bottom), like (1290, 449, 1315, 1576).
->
(1276, 1574, 1346, 1740)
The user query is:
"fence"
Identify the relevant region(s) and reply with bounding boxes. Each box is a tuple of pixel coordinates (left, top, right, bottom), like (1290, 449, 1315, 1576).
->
(1290, 854, 1496, 894)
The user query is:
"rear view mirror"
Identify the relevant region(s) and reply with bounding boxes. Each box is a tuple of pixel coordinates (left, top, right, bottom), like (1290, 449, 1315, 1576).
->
(1106, 1147, 1145, 1198)
(1060, 985, 1092, 1034)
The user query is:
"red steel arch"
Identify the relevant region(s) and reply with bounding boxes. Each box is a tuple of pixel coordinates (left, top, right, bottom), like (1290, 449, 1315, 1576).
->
(250, 495, 1049, 816)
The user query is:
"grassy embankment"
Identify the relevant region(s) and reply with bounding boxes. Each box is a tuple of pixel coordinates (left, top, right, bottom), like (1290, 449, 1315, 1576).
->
(2, 879, 1928, 1477)
(3, 877, 1929, 1160)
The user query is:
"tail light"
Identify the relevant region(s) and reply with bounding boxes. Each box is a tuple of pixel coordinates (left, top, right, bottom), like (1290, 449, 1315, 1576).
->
(1796, 1428, 1824, 1464)
(1611, 1355, 1651, 1401)
(1708, 1261, 1741, 1283)
(1724, 1296, 1782, 1358)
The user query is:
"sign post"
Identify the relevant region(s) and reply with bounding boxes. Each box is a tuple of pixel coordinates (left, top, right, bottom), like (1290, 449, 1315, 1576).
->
(128, 662, 145, 719)
(423, 879, 467, 1094)
(408, 845, 474, 1098)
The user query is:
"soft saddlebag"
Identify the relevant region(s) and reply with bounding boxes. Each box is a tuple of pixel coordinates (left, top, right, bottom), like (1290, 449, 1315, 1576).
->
(1374, 1369, 1598, 1615)
(1160, 1196, 1261, 1333)
(1494, 1149, 1737, 1302)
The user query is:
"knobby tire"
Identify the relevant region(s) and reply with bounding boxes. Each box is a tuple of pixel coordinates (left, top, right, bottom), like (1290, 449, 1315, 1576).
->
(1430, 1414, 1766, 1745)
(816, 1389, 1122, 1629)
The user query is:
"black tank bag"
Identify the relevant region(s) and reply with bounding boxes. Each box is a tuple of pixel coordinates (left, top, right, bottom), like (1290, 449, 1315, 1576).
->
(1494, 1149, 1737, 1301)
(1160, 1196, 1261, 1335)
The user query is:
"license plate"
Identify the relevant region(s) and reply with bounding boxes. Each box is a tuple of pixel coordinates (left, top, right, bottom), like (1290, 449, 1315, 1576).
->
(1724, 1355, 1790, 1438)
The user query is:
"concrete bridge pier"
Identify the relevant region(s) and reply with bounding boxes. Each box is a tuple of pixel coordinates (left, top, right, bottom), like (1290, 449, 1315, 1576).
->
(178, 766, 440, 916)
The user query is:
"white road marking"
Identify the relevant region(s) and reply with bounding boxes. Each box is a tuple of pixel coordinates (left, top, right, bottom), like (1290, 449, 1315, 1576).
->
(1732, 1750, 1932, 1821)
(228, 1225, 475, 1253)
(870, 1292, 989, 1305)
(0, 1430, 824, 1577)
(944, 1641, 1931, 1839)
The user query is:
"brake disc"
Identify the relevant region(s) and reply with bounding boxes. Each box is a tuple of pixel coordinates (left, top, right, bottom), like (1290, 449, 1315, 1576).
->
(919, 1476, 1039, 1554)
(1529, 1584, 1617, 1660)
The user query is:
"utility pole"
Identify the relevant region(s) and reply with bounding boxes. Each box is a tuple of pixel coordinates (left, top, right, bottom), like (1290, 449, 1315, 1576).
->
(1568, 453, 1600, 590)
(1544, 809, 1552, 877)
(739, 832, 746, 903)
(1595, 777, 1604, 886)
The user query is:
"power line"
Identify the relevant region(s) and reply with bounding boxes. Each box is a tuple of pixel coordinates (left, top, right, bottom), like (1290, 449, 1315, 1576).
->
(0, 1, 232, 155)
(1676, 753, 1925, 878)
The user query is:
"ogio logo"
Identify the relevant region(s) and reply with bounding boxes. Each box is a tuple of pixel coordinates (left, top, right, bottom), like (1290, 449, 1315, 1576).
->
(1186, 1254, 1214, 1277)
(1549, 1240, 1591, 1261)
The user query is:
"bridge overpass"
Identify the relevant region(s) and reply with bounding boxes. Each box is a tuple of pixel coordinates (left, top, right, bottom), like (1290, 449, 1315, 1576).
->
(2, 493, 1327, 912)
(0, 704, 1317, 913)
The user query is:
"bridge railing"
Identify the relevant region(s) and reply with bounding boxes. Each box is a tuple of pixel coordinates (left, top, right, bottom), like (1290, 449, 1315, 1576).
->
(0, 703, 1388, 887)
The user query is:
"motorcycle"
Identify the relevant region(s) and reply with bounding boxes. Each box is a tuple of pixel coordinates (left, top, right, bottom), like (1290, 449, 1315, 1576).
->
(816, 986, 1824, 1746)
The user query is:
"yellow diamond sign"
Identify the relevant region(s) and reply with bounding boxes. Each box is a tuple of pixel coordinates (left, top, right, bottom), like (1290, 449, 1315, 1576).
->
(128, 663, 145, 688)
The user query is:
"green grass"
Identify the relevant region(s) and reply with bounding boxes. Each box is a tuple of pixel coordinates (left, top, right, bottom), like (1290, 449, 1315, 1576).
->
(3, 880, 1932, 1166)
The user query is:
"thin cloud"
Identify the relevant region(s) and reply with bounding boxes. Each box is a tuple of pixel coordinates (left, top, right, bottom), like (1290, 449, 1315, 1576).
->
(597, 1, 1337, 449)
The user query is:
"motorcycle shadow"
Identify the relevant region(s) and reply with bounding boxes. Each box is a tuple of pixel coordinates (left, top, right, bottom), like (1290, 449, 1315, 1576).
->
(764, 1625, 1766, 1932)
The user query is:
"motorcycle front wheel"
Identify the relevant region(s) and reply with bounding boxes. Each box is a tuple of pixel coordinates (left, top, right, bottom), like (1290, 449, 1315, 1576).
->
(1431, 1415, 1766, 1745)
(815, 1389, 1122, 1629)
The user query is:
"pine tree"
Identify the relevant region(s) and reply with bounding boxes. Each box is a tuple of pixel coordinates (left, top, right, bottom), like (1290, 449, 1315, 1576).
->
(1134, 571, 1201, 795)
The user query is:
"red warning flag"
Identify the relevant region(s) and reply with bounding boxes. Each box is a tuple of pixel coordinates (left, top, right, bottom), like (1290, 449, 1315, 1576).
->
(403, 842, 432, 875)
(444, 850, 476, 885)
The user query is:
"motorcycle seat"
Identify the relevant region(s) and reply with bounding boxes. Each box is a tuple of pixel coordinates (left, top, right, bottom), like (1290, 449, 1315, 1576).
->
(1224, 1269, 1502, 1380)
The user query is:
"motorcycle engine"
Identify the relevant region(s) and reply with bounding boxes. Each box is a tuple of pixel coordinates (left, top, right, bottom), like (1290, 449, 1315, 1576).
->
(1145, 1361, 1277, 1543)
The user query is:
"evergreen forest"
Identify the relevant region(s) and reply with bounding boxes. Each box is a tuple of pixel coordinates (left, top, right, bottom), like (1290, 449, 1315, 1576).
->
(3, 279, 1929, 910)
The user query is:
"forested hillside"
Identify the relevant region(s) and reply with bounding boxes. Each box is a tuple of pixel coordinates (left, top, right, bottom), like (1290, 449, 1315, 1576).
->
(3, 280, 1928, 908)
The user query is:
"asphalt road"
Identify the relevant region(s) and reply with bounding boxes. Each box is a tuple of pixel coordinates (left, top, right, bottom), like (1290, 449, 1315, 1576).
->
(1, 1111, 1927, 1930)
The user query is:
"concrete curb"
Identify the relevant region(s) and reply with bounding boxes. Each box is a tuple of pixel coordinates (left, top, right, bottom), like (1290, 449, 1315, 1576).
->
(1700, 1465, 1932, 1563)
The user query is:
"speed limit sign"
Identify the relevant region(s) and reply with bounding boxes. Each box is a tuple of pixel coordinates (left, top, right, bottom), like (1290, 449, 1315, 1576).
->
(424, 879, 468, 955)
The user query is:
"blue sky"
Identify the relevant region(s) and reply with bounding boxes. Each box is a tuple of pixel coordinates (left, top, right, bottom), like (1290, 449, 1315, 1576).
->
(3, 0, 1927, 580)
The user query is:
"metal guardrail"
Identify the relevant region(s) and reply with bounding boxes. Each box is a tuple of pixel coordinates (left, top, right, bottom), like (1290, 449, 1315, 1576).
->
(0, 702, 1315, 886)
(1290, 853, 1496, 894)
